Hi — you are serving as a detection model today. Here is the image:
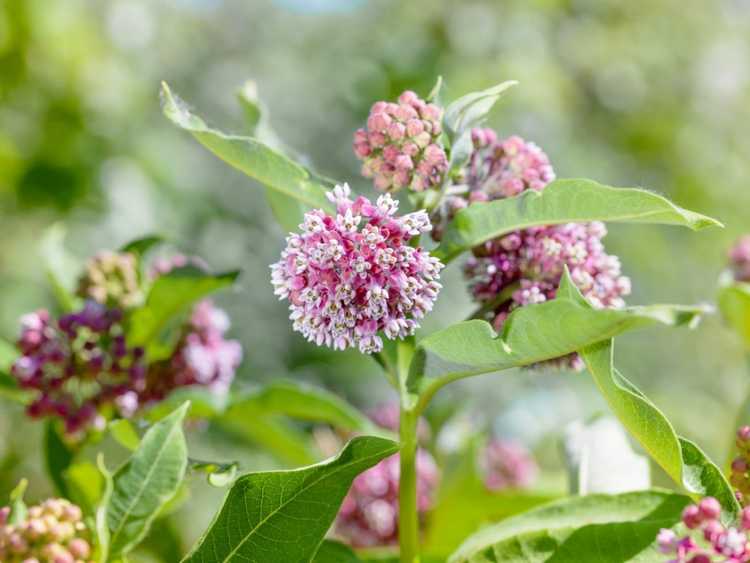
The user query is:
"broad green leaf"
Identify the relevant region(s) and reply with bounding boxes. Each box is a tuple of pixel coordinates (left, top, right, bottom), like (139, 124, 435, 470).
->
(127, 265, 239, 357)
(718, 278, 750, 349)
(312, 540, 362, 562)
(410, 269, 707, 407)
(227, 381, 380, 434)
(120, 234, 164, 258)
(96, 454, 114, 563)
(65, 461, 105, 516)
(434, 178, 722, 263)
(443, 81, 518, 138)
(161, 82, 333, 212)
(40, 223, 79, 312)
(44, 420, 76, 497)
(144, 386, 230, 422)
(8, 479, 28, 525)
(190, 459, 239, 487)
(424, 449, 558, 558)
(107, 402, 189, 558)
(109, 419, 141, 451)
(449, 490, 690, 563)
(181, 436, 399, 563)
(581, 339, 740, 521)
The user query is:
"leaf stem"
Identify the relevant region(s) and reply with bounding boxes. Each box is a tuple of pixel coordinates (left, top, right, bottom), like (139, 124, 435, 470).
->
(399, 403, 420, 563)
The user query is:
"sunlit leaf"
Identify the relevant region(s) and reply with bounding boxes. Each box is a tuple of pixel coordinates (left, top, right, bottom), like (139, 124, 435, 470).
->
(181, 436, 399, 563)
(443, 81, 517, 138)
(106, 402, 189, 558)
(161, 82, 333, 213)
(434, 179, 722, 263)
(449, 490, 690, 563)
(109, 419, 141, 451)
(65, 461, 105, 516)
(8, 479, 28, 525)
(718, 277, 750, 349)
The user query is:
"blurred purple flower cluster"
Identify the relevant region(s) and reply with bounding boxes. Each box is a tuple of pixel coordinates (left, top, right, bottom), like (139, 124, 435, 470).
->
(480, 439, 538, 491)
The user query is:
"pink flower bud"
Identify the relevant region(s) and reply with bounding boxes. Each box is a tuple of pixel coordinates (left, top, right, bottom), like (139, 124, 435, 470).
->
(398, 90, 419, 105)
(367, 112, 392, 132)
(406, 119, 424, 137)
(682, 504, 703, 529)
(698, 497, 721, 520)
(394, 155, 414, 171)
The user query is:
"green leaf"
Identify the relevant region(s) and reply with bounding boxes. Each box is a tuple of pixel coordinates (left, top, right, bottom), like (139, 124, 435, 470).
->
(44, 420, 76, 497)
(106, 402, 189, 558)
(161, 82, 333, 213)
(434, 178, 723, 263)
(226, 381, 380, 434)
(190, 459, 239, 488)
(181, 436, 399, 563)
(443, 81, 518, 138)
(8, 479, 28, 525)
(120, 235, 164, 258)
(127, 265, 238, 357)
(144, 386, 230, 422)
(449, 490, 690, 563)
(40, 223, 80, 312)
(96, 454, 114, 563)
(312, 540, 362, 562)
(411, 269, 707, 408)
(109, 419, 141, 451)
(581, 339, 740, 521)
(65, 461, 105, 516)
(718, 278, 750, 349)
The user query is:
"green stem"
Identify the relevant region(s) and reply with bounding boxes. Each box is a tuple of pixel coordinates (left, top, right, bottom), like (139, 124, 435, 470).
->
(467, 282, 519, 321)
(399, 404, 420, 563)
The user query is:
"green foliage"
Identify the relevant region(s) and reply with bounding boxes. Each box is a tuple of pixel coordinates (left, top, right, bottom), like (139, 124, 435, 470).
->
(105, 402, 190, 559)
(581, 340, 740, 521)
(189, 459, 239, 488)
(718, 278, 750, 350)
(410, 269, 706, 408)
(434, 179, 722, 263)
(312, 540, 362, 562)
(449, 490, 690, 563)
(109, 419, 141, 451)
(181, 436, 399, 563)
(44, 421, 76, 497)
(65, 460, 105, 516)
(161, 82, 333, 213)
(7, 479, 28, 525)
(120, 235, 165, 260)
(127, 265, 239, 358)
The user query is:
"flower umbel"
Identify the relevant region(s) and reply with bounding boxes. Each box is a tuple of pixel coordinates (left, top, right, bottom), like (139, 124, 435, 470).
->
(271, 184, 443, 354)
(0, 497, 93, 563)
(353, 91, 448, 193)
(77, 251, 142, 309)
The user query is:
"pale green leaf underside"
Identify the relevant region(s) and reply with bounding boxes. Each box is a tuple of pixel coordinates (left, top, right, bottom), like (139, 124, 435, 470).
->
(718, 280, 750, 349)
(581, 340, 740, 521)
(161, 82, 332, 213)
(107, 402, 189, 557)
(434, 179, 722, 263)
(449, 490, 690, 563)
(411, 269, 707, 392)
(181, 436, 399, 563)
(444, 80, 518, 137)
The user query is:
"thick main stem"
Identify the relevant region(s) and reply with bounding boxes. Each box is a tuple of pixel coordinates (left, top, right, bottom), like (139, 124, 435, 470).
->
(399, 405, 420, 563)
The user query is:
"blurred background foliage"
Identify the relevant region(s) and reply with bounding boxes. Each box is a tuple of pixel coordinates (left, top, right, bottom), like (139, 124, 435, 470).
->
(1, 0, 750, 558)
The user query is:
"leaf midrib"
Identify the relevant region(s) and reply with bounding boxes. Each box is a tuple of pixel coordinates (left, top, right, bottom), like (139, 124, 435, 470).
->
(217, 447, 396, 563)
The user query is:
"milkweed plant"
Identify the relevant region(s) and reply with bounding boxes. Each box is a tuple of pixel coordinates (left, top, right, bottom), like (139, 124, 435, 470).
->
(1, 76, 749, 563)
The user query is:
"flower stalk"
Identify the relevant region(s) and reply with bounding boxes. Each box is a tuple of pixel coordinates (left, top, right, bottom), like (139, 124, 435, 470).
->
(399, 401, 420, 563)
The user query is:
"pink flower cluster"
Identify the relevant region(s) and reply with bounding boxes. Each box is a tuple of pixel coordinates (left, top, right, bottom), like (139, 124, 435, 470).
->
(729, 236, 750, 283)
(730, 426, 750, 505)
(657, 498, 750, 562)
(0, 497, 92, 563)
(454, 132, 629, 369)
(271, 184, 443, 354)
(142, 299, 242, 403)
(353, 91, 448, 193)
(336, 404, 439, 547)
(77, 251, 142, 309)
(11, 303, 146, 434)
(480, 439, 538, 491)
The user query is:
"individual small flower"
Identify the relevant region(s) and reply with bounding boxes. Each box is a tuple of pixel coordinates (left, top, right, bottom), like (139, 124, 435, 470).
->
(657, 497, 750, 563)
(0, 497, 93, 563)
(271, 184, 443, 354)
(729, 236, 750, 283)
(480, 439, 538, 491)
(143, 300, 242, 401)
(77, 251, 142, 308)
(354, 91, 448, 193)
(11, 303, 146, 435)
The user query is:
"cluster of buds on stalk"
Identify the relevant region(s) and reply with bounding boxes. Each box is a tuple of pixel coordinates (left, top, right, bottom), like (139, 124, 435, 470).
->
(353, 90, 448, 193)
(11, 250, 241, 434)
(729, 236, 750, 283)
(657, 497, 750, 562)
(0, 498, 93, 563)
